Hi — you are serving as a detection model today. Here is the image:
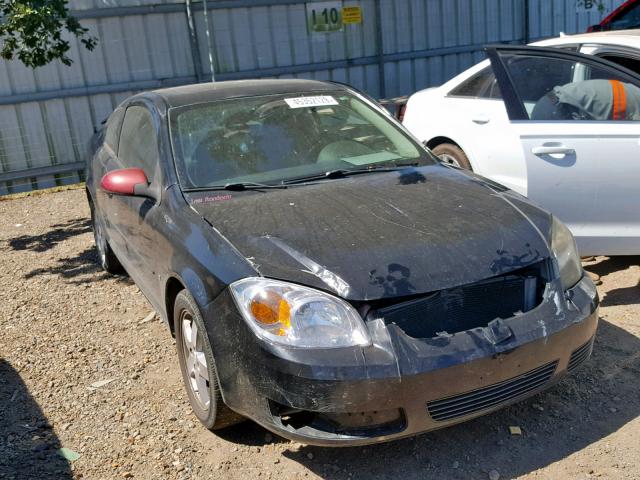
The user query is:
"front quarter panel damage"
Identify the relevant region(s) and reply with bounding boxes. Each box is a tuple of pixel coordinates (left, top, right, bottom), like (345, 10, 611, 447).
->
(202, 272, 598, 445)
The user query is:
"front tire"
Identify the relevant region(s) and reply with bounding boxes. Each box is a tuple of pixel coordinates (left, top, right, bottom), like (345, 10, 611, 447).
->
(431, 143, 472, 170)
(174, 290, 244, 430)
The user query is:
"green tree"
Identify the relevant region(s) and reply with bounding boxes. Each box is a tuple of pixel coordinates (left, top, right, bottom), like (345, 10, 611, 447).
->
(0, 0, 96, 68)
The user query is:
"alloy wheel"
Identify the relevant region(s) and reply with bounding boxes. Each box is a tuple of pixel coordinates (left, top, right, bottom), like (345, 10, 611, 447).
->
(180, 310, 211, 411)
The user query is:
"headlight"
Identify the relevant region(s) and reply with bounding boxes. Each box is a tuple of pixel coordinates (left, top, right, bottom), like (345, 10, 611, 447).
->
(230, 277, 371, 349)
(550, 216, 583, 291)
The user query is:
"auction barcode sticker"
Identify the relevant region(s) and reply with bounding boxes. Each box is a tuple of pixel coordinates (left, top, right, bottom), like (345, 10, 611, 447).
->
(285, 96, 339, 108)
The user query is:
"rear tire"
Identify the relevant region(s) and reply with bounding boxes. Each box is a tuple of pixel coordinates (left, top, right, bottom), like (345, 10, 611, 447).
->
(174, 290, 244, 430)
(90, 203, 124, 274)
(431, 143, 472, 170)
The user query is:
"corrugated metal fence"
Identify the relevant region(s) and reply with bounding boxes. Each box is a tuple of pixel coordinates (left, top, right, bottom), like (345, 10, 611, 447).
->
(0, 0, 625, 194)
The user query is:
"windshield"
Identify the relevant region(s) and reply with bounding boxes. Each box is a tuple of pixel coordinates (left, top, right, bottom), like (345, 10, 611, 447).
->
(169, 90, 435, 189)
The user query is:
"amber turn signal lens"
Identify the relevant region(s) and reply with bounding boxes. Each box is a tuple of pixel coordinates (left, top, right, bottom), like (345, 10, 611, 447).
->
(249, 290, 291, 328)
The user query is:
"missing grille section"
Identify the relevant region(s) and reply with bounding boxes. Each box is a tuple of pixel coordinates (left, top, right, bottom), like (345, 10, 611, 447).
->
(270, 401, 406, 437)
(376, 261, 547, 339)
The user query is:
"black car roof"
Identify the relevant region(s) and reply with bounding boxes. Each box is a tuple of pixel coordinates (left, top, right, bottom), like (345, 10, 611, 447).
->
(150, 79, 341, 108)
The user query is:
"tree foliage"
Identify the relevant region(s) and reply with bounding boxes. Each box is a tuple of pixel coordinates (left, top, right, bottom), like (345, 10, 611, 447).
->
(0, 0, 97, 68)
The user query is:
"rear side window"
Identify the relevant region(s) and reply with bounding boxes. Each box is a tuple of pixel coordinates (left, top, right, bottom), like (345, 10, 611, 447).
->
(448, 67, 502, 99)
(118, 106, 159, 177)
(104, 108, 124, 153)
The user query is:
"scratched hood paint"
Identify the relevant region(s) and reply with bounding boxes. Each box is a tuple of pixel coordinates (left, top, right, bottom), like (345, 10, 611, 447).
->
(188, 165, 552, 301)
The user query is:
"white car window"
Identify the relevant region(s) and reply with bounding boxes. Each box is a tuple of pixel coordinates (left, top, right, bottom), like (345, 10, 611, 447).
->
(448, 67, 502, 99)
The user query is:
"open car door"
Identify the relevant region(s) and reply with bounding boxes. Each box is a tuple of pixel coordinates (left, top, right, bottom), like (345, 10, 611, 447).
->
(485, 45, 640, 256)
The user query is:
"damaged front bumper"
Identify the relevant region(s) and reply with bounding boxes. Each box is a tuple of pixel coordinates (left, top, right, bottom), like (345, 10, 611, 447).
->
(205, 274, 598, 446)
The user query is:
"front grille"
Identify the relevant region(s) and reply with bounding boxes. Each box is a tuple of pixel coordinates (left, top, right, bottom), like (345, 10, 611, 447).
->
(377, 271, 541, 339)
(427, 360, 558, 422)
(568, 337, 594, 373)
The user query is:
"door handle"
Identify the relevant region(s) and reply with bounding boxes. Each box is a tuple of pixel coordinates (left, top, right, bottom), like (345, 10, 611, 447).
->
(472, 114, 490, 125)
(531, 146, 575, 156)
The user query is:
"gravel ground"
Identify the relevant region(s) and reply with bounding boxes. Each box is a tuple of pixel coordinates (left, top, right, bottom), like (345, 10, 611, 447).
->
(0, 188, 638, 480)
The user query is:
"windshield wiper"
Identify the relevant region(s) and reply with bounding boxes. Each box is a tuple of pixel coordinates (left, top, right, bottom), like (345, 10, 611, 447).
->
(183, 162, 421, 191)
(223, 182, 290, 191)
(184, 182, 289, 192)
(283, 163, 419, 185)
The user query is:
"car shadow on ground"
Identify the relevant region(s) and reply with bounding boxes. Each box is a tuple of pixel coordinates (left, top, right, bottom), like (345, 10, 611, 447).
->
(6, 216, 131, 285)
(20, 244, 132, 286)
(217, 424, 291, 447)
(584, 256, 639, 307)
(0, 360, 73, 479)
(584, 256, 640, 279)
(601, 281, 640, 307)
(8, 218, 91, 253)
(584, 255, 640, 277)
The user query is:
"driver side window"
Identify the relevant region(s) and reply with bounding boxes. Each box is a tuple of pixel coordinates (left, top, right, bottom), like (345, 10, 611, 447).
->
(118, 106, 160, 178)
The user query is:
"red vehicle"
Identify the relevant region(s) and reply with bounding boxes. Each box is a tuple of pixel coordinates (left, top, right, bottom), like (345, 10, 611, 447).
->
(588, 0, 640, 32)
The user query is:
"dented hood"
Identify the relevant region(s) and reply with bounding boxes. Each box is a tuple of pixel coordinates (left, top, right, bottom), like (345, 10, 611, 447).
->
(188, 165, 552, 301)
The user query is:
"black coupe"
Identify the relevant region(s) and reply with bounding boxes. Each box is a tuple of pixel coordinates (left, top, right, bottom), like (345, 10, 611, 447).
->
(86, 79, 598, 446)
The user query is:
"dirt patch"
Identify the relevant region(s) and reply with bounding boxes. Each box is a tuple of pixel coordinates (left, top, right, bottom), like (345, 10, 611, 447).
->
(1, 189, 638, 480)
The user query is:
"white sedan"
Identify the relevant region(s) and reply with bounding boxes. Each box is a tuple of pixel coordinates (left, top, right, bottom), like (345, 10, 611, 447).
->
(403, 32, 640, 256)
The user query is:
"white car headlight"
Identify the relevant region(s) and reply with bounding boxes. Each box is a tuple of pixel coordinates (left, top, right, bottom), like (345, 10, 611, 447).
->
(230, 277, 372, 349)
(550, 216, 583, 291)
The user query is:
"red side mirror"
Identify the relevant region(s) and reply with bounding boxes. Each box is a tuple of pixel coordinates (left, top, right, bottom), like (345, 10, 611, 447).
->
(100, 168, 149, 196)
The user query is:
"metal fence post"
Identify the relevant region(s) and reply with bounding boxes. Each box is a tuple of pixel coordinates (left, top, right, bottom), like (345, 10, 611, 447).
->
(185, 0, 204, 82)
(202, 0, 217, 82)
(524, 0, 530, 44)
(375, 0, 386, 98)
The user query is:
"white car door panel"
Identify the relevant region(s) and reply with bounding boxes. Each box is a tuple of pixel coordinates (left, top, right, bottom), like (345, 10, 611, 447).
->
(487, 45, 640, 255)
(464, 101, 526, 194)
(518, 124, 640, 255)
